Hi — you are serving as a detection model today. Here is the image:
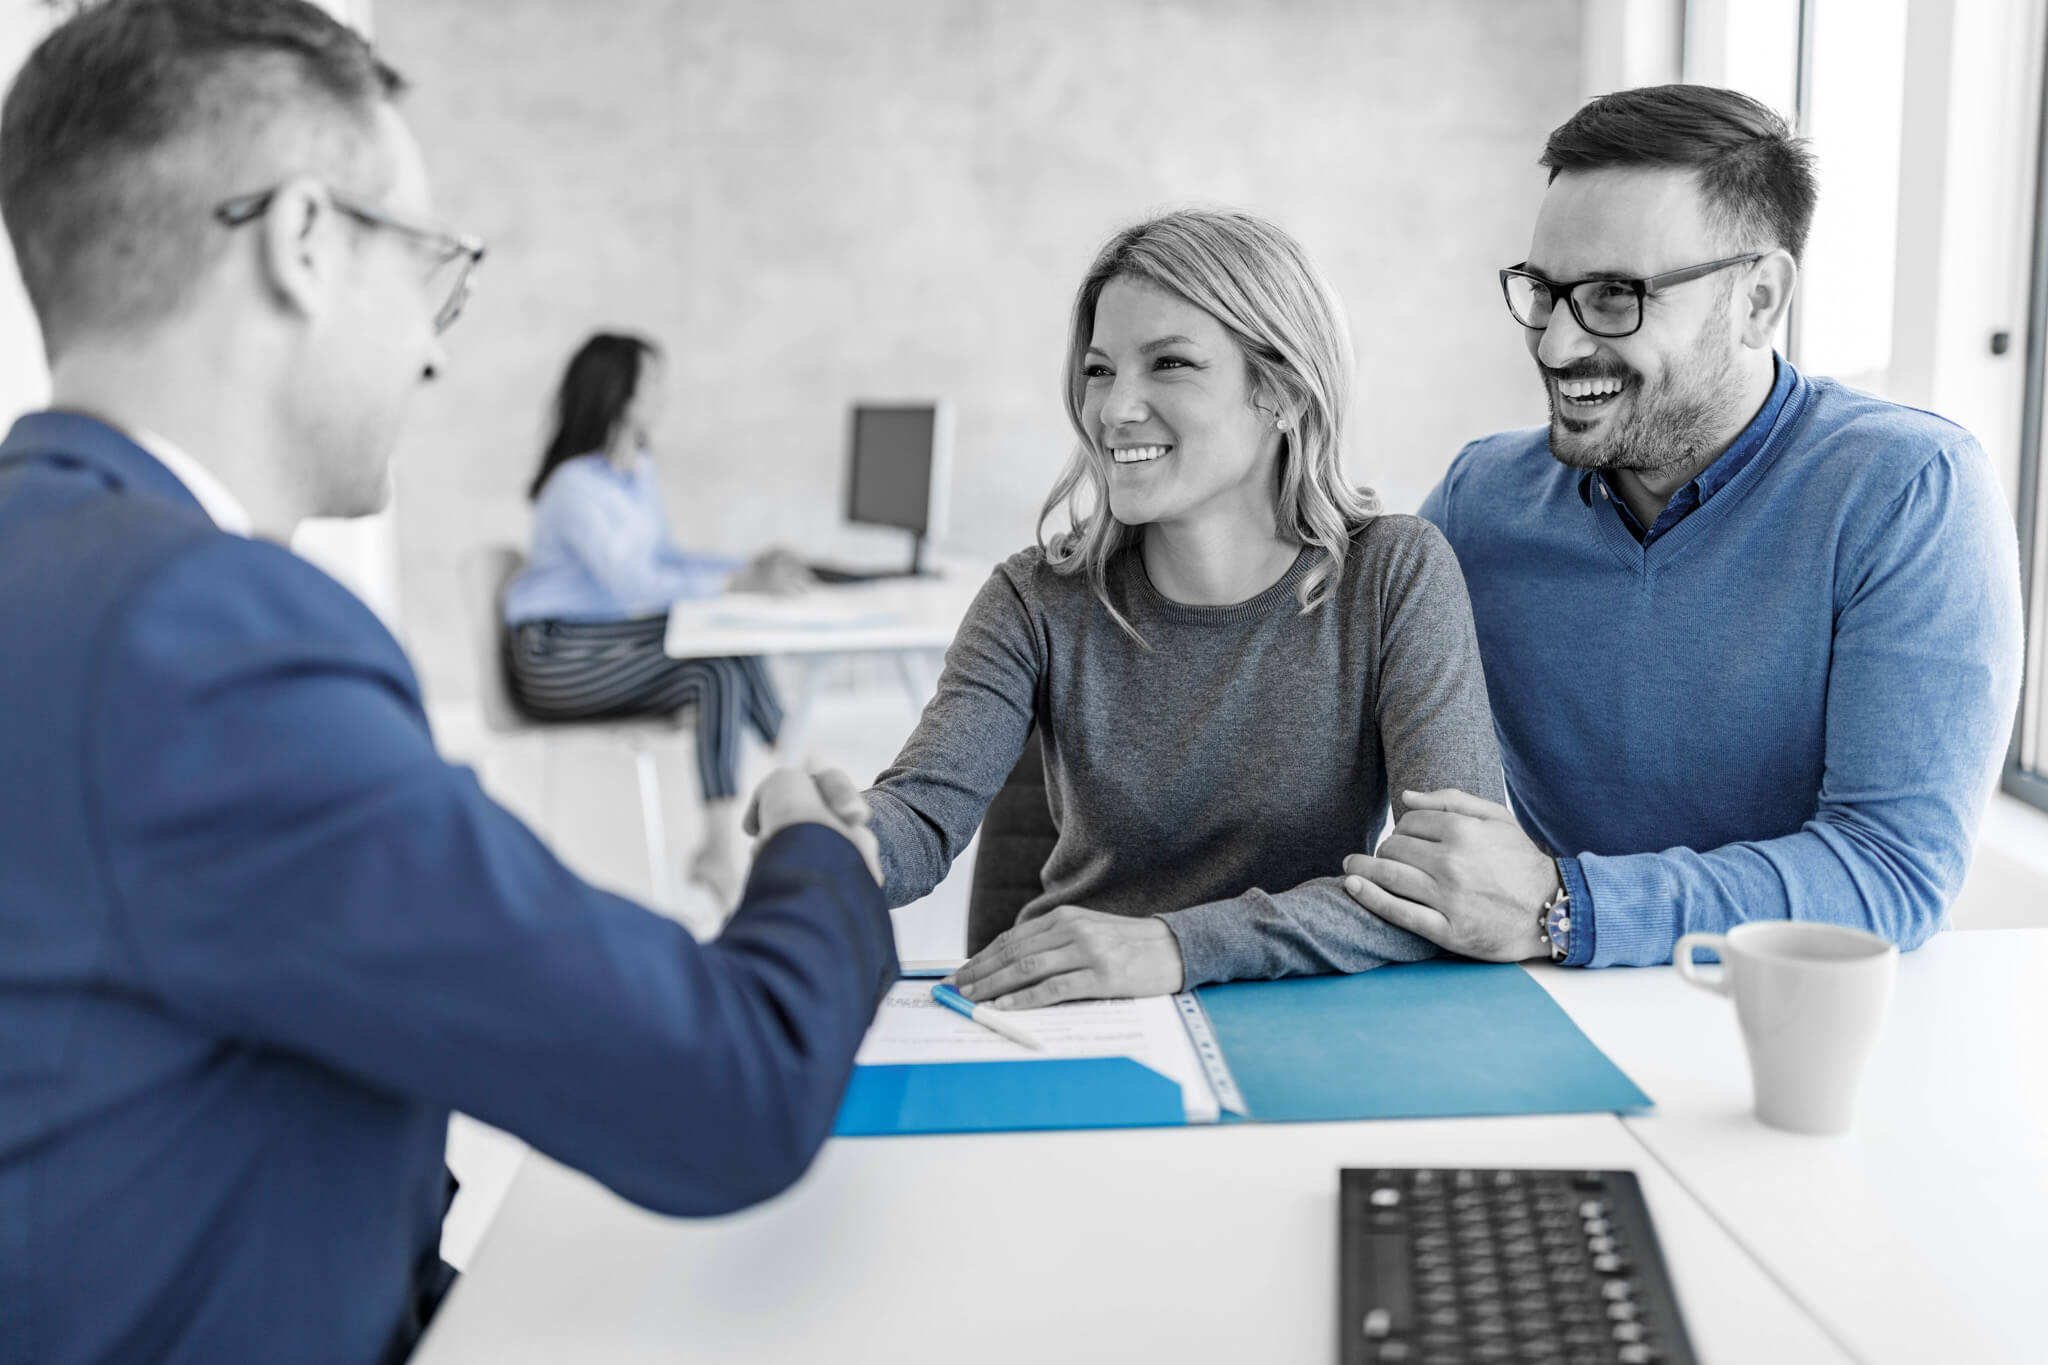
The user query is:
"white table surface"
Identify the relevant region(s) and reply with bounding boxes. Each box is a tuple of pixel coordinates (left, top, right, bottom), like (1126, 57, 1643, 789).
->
(417, 1115, 1844, 1362)
(1529, 929, 2048, 1365)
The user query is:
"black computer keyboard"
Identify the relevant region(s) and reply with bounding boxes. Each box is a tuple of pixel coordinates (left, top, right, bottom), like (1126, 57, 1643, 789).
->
(808, 564, 928, 584)
(1339, 1168, 1698, 1365)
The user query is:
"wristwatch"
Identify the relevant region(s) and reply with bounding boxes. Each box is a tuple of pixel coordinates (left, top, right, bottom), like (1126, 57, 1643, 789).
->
(1536, 860, 1572, 963)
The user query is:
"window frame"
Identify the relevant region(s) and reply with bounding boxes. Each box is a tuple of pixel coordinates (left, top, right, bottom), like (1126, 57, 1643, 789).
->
(2008, 12, 2048, 815)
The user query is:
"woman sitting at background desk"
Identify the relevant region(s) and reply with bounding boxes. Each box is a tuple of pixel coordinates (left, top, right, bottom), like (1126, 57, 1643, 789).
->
(849, 210, 1503, 1006)
(503, 332, 806, 903)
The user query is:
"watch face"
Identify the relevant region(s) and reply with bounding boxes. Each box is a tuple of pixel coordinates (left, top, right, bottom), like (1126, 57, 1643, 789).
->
(1545, 904, 1571, 960)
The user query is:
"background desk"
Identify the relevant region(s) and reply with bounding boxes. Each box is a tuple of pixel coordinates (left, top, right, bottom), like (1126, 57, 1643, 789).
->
(394, 933, 2048, 1364)
(663, 564, 989, 756)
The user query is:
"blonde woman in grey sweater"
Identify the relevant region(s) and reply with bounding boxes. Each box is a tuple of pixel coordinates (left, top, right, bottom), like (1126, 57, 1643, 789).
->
(856, 209, 1504, 1007)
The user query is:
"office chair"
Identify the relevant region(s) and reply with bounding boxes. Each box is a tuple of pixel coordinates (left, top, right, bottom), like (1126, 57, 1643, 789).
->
(459, 544, 689, 912)
(964, 726, 1057, 955)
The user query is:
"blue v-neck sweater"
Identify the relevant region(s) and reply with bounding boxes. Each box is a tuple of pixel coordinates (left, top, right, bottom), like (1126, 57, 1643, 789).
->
(1422, 362, 2023, 967)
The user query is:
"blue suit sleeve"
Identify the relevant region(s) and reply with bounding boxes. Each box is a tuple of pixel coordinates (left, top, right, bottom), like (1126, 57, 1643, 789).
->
(92, 541, 896, 1216)
(1572, 443, 2024, 966)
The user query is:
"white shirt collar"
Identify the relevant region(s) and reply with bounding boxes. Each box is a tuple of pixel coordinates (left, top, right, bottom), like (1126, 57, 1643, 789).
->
(128, 427, 253, 537)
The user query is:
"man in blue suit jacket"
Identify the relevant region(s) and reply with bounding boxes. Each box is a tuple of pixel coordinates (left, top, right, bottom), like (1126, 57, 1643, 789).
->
(0, 4, 896, 1363)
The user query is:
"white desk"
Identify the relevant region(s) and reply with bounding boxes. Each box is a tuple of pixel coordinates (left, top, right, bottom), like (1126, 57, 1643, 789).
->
(405, 938, 2048, 1365)
(1530, 930, 2048, 1365)
(415, 1115, 1844, 1364)
(663, 565, 989, 754)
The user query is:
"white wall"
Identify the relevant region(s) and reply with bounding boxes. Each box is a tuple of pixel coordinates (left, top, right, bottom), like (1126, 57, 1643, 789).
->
(0, 5, 53, 422)
(377, 0, 1582, 707)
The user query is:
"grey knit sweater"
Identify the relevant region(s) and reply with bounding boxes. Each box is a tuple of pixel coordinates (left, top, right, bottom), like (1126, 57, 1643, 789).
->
(865, 515, 1505, 987)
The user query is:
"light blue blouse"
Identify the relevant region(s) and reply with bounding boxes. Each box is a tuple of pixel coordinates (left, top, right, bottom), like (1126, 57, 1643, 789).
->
(502, 452, 742, 625)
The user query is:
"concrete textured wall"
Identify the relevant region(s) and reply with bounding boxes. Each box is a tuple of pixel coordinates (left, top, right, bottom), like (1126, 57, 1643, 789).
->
(378, 0, 1580, 705)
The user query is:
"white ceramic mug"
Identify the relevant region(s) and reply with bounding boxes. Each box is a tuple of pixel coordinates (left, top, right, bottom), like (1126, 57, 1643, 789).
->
(1674, 922, 1898, 1135)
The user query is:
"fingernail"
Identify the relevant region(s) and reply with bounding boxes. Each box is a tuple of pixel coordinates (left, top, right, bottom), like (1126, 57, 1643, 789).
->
(1346, 876, 1363, 894)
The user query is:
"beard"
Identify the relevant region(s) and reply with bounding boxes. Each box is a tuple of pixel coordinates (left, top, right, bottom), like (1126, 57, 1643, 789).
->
(1541, 288, 1750, 478)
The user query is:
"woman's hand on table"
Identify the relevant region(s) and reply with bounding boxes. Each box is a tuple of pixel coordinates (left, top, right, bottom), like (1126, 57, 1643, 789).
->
(951, 905, 1185, 1009)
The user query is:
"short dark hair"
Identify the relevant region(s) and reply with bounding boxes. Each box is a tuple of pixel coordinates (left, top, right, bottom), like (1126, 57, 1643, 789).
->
(0, 0, 404, 356)
(530, 333, 662, 500)
(1540, 84, 1818, 262)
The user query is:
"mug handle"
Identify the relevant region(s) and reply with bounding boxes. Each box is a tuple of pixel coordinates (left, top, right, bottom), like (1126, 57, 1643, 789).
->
(1674, 933, 1732, 996)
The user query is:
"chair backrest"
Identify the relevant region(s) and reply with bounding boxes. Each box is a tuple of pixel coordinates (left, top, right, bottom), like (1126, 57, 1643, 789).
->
(965, 726, 1058, 955)
(459, 544, 527, 734)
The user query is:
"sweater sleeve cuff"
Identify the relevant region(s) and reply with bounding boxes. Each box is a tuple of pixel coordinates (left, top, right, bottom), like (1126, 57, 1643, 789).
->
(1157, 901, 1239, 990)
(1557, 856, 1596, 967)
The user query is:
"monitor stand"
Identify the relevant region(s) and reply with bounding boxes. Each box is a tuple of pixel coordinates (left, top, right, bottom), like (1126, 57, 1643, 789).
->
(808, 533, 936, 585)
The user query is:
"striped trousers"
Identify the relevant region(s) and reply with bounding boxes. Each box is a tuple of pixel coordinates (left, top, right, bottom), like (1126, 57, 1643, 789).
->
(505, 616, 782, 800)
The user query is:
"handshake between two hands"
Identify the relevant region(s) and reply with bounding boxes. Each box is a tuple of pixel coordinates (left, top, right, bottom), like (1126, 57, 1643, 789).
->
(740, 766, 884, 886)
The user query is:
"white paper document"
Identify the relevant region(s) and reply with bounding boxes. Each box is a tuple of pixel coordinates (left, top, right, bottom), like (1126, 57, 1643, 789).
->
(855, 981, 1221, 1123)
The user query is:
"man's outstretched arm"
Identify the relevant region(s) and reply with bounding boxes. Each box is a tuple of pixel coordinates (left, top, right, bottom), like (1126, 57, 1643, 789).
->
(97, 540, 897, 1215)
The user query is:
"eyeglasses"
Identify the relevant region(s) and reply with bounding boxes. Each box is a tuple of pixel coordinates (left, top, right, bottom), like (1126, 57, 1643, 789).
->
(1498, 254, 1763, 339)
(214, 187, 487, 333)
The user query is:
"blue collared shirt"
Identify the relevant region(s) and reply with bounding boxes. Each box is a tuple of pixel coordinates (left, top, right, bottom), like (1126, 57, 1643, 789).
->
(1581, 355, 1795, 546)
(503, 451, 742, 625)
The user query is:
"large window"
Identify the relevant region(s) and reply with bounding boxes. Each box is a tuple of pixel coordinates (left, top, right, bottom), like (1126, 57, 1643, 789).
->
(2012, 53, 2048, 812)
(1694, 0, 2048, 815)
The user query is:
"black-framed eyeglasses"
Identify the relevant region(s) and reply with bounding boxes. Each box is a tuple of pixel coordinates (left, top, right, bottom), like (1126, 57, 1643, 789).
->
(214, 187, 487, 333)
(1498, 253, 1763, 339)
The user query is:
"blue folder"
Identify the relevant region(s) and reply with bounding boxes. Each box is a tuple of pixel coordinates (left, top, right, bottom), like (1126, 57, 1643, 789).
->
(833, 962, 1650, 1137)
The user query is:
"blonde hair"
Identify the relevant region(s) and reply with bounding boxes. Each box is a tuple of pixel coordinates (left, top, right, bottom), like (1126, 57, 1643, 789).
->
(1038, 208, 1378, 640)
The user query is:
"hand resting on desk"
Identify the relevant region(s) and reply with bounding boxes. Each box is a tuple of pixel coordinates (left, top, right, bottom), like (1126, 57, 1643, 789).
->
(725, 547, 813, 596)
(1341, 788, 1556, 962)
(951, 904, 1185, 1009)
(743, 767, 884, 886)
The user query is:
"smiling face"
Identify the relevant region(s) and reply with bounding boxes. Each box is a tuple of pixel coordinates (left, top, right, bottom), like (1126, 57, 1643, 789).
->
(1079, 275, 1282, 531)
(1524, 167, 1756, 476)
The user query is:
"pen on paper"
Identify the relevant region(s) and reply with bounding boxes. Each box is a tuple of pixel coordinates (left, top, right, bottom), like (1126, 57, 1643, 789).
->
(929, 982, 1044, 1051)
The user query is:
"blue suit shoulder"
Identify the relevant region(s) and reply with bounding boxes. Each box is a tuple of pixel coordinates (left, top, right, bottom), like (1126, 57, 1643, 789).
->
(111, 532, 423, 715)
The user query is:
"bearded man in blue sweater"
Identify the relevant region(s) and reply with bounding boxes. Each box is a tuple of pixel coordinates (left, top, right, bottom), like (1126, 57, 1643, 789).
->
(1343, 85, 2023, 969)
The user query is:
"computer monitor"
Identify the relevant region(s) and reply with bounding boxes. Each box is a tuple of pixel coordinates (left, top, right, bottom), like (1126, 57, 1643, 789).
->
(845, 401, 950, 576)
